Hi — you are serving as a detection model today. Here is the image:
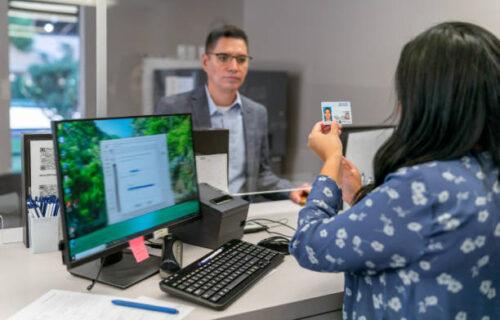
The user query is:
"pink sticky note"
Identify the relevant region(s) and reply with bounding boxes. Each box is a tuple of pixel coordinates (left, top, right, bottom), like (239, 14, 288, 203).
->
(129, 236, 150, 263)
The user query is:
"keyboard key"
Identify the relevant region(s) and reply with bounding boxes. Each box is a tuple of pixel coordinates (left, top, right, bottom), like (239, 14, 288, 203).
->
(202, 289, 216, 299)
(210, 294, 222, 302)
(225, 273, 249, 291)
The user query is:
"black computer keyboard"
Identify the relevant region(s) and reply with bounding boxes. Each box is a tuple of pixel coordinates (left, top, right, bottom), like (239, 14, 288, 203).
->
(159, 239, 285, 309)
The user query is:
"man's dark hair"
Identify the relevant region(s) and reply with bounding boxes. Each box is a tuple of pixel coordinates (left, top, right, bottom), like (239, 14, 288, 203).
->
(205, 25, 248, 53)
(354, 21, 500, 203)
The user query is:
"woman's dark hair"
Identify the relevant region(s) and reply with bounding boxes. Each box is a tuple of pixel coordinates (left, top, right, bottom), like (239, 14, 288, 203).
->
(205, 25, 248, 53)
(355, 21, 500, 203)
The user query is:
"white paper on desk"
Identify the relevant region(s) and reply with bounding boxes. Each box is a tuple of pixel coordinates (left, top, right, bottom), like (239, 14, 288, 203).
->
(30, 140, 58, 198)
(9, 289, 194, 320)
(195, 153, 228, 193)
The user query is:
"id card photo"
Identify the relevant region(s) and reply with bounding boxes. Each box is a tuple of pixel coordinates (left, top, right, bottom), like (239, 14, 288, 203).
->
(321, 101, 352, 125)
(322, 105, 333, 124)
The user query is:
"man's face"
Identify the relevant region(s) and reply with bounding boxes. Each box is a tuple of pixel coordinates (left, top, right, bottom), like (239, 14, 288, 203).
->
(202, 37, 249, 94)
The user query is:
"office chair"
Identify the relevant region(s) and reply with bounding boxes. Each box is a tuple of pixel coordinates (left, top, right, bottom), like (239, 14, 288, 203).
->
(0, 173, 23, 229)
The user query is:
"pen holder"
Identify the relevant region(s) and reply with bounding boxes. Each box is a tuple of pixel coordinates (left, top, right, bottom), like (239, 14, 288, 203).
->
(29, 216, 59, 254)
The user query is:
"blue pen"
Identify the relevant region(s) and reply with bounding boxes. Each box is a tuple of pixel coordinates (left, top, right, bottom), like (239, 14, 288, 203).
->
(111, 299, 179, 314)
(199, 247, 224, 266)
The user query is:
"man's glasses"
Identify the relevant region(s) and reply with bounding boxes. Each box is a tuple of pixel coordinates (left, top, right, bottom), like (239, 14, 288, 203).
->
(207, 52, 253, 65)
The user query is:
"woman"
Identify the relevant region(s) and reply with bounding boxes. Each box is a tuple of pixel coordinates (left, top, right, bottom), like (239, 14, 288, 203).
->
(290, 22, 499, 320)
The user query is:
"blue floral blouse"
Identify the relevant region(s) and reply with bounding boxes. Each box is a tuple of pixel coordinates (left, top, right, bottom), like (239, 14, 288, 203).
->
(290, 153, 499, 320)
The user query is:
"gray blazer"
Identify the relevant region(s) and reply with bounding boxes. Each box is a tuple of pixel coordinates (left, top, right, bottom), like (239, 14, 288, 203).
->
(155, 86, 293, 198)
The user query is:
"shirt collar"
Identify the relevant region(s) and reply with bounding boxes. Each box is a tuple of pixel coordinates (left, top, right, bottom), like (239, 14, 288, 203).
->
(205, 85, 242, 116)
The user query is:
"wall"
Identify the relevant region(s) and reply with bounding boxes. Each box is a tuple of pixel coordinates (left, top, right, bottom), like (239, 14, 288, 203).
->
(243, 0, 500, 181)
(80, 6, 96, 118)
(104, 0, 244, 117)
(0, 0, 11, 173)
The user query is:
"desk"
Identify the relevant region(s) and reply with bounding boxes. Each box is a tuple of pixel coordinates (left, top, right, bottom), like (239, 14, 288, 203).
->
(0, 200, 344, 319)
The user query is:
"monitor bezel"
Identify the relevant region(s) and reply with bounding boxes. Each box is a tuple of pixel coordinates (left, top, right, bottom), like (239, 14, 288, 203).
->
(52, 113, 201, 269)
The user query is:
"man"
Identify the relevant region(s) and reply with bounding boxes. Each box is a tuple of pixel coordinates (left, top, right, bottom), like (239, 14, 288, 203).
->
(156, 25, 309, 203)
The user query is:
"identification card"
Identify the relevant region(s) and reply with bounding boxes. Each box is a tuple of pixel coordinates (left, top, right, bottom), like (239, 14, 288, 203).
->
(321, 101, 352, 124)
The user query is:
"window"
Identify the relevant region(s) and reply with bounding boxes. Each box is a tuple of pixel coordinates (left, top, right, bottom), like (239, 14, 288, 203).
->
(8, 0, 81, 172)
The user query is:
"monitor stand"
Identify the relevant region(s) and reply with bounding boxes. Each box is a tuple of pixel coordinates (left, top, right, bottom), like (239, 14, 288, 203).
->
(69, 251, 161, 289)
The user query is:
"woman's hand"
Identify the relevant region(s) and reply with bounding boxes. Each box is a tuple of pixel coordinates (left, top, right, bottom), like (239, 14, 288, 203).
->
(339, 157, 362, 206)
(307, 121, 343, 162)
(308, 121, 343, 182)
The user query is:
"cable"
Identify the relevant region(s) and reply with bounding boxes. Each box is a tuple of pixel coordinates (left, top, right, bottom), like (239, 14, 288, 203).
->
(264, 229, 293, 239)
(86, 258, 105, 291)
(146, 240, 163, 249)
(247, 218, 297, 239)
(247, 218, 296, 231)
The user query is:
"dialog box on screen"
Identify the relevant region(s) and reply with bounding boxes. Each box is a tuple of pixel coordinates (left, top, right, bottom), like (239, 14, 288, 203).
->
(100, 134, 174, 225)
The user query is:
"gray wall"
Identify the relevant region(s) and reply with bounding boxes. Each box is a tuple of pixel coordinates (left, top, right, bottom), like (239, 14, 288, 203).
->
(104, 0, 244, 117)
(243, 0, 500, 180)
(0, 0, 11, 173)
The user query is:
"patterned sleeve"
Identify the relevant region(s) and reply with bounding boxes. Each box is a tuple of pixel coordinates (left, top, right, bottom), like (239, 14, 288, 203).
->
(289, 169, 433, 274)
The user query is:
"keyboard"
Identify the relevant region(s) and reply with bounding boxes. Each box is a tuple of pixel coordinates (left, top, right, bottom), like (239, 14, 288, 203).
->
(159, 239, 285, 309)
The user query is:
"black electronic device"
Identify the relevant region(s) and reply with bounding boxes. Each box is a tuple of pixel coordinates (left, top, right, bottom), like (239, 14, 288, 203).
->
(192, 129, 229, 156)
(159, 234, 183, 278)
(257, 236, 290, 255)
(52, 114, 200, 288)
(171, 183, 249, 249)
(160, 239, 284, 310)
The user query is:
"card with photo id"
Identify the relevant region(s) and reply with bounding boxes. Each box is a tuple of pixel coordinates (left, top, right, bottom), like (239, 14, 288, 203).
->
(321, 101, 352, 125)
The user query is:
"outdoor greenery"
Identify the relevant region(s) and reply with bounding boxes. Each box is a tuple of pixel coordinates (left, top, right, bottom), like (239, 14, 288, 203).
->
(9, 16, 79, 120)
(23, 43, 79, 119)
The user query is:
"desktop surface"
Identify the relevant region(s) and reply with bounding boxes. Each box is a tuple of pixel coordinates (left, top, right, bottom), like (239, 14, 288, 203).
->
(0, 200, 344, 320)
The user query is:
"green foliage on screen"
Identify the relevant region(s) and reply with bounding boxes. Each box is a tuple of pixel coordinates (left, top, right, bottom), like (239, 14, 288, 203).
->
(58, 121, 108, 236)
(131, 116, 197, 202)
(58, 115, 197, 238)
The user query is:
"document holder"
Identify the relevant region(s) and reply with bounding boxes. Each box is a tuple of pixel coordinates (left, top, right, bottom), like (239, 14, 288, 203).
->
(171, 183, 249, 249)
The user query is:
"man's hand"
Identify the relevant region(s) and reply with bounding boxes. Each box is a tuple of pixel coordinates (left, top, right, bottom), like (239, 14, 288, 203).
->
(290, 183, 312, 206)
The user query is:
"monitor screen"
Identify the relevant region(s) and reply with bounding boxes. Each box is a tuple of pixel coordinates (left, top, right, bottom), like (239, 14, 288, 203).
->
(341, 125, 395, 210)
(52, 114, 199, 286)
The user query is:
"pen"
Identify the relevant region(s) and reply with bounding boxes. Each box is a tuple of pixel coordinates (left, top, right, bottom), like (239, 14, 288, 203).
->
(111, 299, 179, 314)
(199, 247, 224, 266)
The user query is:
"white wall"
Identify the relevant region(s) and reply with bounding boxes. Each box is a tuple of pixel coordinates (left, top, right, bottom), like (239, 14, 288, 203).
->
(243, 0, 500, 180)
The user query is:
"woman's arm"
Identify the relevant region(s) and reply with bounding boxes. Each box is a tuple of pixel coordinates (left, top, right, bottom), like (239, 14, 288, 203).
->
(290, 169, 432, 274)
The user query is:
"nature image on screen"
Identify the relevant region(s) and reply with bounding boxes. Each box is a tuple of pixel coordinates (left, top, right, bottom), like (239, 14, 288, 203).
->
(56, 115, 197, 240)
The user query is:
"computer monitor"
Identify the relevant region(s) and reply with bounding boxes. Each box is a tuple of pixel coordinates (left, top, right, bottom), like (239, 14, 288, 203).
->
(341, 125, 395, 209)
(52, 114, 200, 288)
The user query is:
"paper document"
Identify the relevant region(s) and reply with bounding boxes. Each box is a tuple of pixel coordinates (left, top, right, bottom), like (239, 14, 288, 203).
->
(195, 154, 229, 193)
(9, 289, 194, 320)
(29, 140, 58, 198)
